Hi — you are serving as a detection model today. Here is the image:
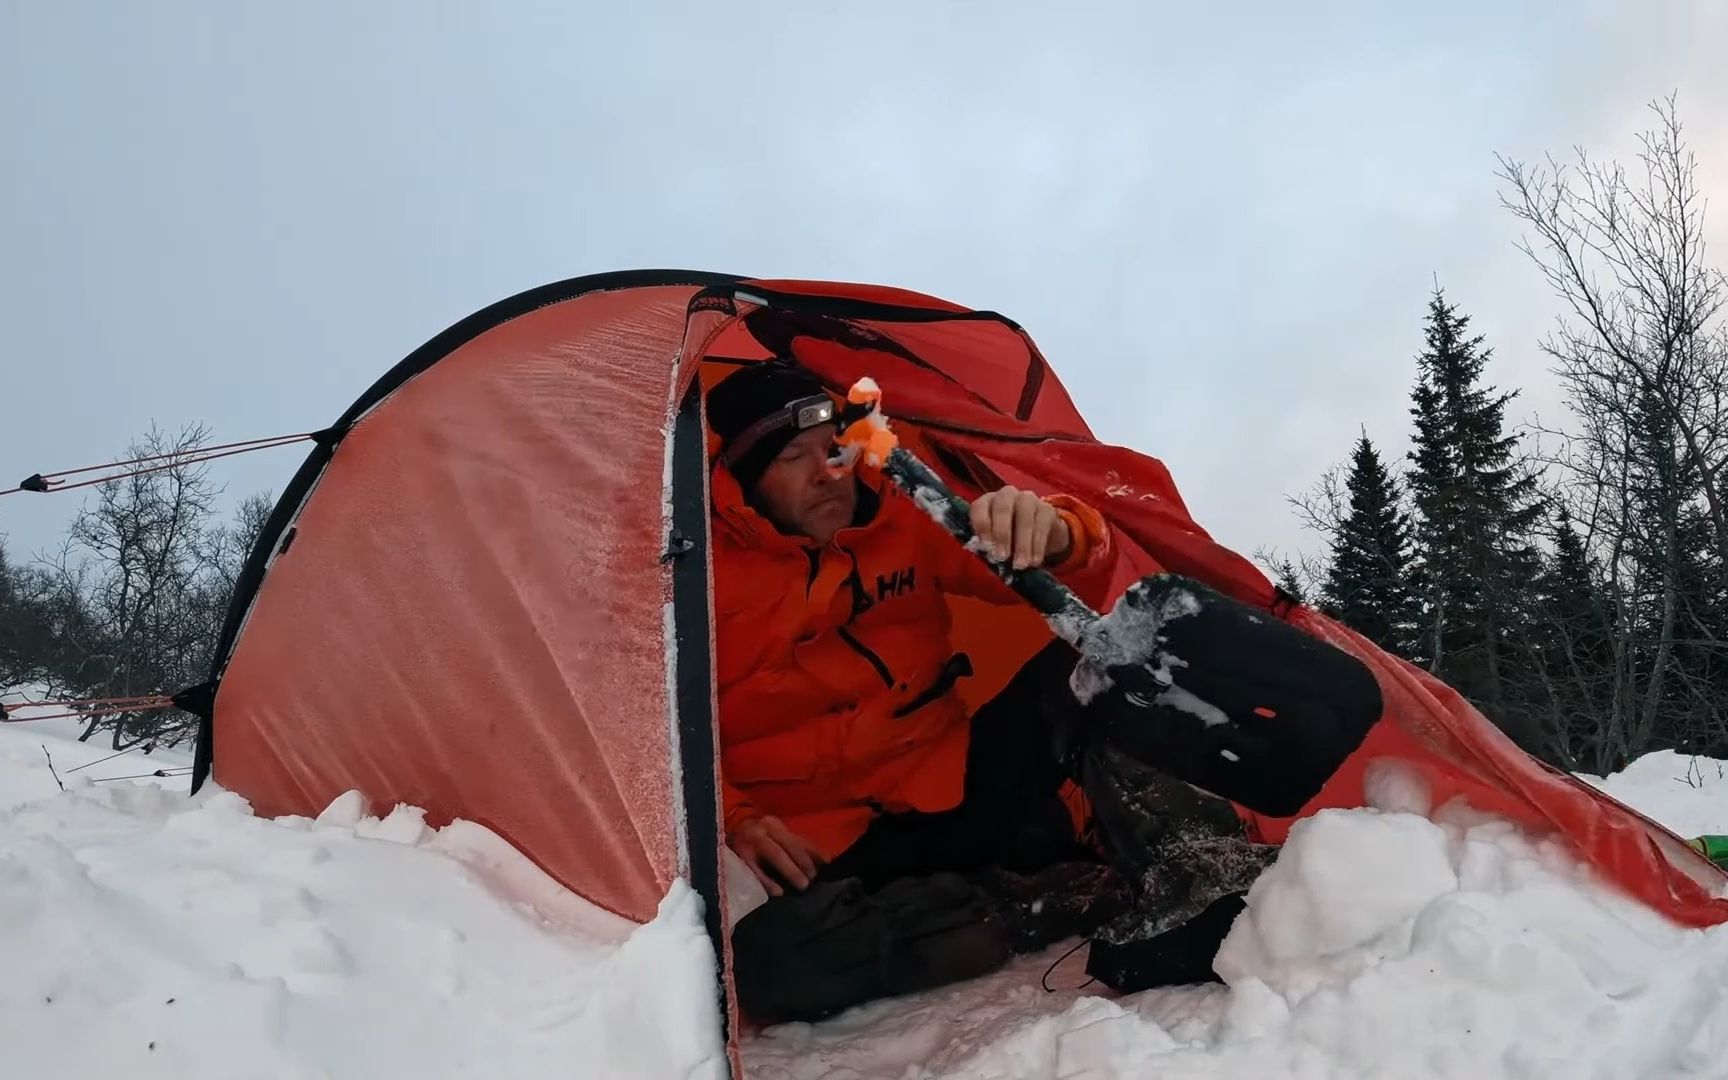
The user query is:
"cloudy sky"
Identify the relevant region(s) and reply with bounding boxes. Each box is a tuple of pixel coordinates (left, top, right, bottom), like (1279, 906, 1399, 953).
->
(4, 1, 1727, 569)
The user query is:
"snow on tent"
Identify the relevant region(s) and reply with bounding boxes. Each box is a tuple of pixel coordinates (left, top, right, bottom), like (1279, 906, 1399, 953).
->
(171, 269, 1727, 1073)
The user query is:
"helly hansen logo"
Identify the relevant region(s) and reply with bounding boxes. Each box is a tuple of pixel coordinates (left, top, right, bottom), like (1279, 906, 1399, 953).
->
(876, 567, 916, 600)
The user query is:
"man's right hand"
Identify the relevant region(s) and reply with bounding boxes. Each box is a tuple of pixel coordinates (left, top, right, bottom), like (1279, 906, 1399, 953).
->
(731, 815, 826, 896)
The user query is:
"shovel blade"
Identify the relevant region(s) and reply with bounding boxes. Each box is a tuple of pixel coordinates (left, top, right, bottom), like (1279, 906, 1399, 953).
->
(1073, 575, 1383, 817)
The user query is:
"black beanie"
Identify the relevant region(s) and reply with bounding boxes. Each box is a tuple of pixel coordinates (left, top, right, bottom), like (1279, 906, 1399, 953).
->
(707, 358, 831, 488)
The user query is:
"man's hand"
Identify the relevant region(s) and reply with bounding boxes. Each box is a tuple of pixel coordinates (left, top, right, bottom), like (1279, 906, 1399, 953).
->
(971, 486, 1072, 570)
(731, 815, 826, 896)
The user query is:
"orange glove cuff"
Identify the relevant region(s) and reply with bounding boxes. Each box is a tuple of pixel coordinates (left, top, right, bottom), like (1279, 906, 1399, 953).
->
(1045, 494, 1109, 570)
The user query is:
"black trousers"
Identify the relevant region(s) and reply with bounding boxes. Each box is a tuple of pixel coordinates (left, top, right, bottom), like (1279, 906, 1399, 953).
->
(729, 641, 1281, 1024)
(816, 645, 1087, 891)
(731, 644, 1086, 1023)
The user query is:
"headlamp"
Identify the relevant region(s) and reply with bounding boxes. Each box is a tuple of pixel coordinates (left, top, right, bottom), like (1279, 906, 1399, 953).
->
(722, 394, 838, 466)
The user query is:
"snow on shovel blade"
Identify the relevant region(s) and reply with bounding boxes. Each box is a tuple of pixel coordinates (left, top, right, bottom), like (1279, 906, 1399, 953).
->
(1071, 574, 1383, 818)
(836, 377, 1383, 818)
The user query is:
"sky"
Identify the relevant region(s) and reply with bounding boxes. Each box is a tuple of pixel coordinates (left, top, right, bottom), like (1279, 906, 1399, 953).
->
(4, 1, 1728, 571)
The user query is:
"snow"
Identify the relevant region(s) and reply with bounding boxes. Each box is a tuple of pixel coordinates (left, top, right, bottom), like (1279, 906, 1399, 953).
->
(1068, 577, 1201, 705)
(7, 686, 1728, 1078)
(1145, 682, 1231, 728)
(1, 687, 197, 800)
(0, 707, 727, 1080)
(1579, 749, 1728, 840)
(743, 760, 1728, 1079)
(912, 481, 963, 532)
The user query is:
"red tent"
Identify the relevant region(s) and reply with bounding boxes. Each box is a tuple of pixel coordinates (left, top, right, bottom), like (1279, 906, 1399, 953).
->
(190, 270, 1728, 1075)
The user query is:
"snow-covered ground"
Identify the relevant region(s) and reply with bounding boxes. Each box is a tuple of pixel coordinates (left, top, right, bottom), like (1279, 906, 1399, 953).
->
(0, 706, 727, 1079)
(1580, 749, 1728, 841)
(5, 702, 1728, 1079)
(745, 762, 1728, 1080)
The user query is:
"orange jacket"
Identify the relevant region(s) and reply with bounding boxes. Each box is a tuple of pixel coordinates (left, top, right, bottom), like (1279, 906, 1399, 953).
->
(710, 464, 1115, 859)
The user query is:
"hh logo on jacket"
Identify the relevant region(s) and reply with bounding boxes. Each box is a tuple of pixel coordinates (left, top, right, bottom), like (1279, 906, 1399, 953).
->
(875, 567, 916, 601)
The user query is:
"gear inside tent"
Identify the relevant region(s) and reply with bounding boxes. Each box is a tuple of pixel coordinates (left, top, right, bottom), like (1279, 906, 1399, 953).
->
(183, 270, 1728, 1075)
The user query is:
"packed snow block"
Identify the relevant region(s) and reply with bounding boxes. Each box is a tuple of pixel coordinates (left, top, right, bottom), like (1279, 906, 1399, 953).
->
(1075, 574, 1383, 817)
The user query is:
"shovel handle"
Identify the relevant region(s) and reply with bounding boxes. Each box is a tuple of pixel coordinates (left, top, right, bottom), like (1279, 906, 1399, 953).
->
(876, 444, 1101, 646)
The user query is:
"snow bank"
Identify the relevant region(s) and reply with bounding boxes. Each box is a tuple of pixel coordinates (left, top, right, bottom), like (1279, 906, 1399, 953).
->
(1580, 749, 1728, 841)
(0, 721, 727, 1080)
(1205, 799, 1726, 1079)
(1, 686, 196, 805)
(744, 759, 1728, 1079)
(11, 685, 1728, 1080)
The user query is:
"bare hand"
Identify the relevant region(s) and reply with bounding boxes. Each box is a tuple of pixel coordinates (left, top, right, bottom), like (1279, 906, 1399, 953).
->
(971, 486, 1072, 570)
(731, 815, 826, 896)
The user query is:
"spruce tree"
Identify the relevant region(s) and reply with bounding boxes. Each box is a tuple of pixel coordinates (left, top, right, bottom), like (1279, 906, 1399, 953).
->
(1322, 433, 1420, 656)
(1524, 507, 1617, 770)
(1273, 559, 1307, 605)
(1406, 290, 1544, 748)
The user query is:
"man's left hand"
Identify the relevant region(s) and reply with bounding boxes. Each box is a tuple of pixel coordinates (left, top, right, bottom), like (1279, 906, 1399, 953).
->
(971, 486, 1071, 570)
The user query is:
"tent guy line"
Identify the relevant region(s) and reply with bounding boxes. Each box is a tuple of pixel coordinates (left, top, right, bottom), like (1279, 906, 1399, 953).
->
(4, 430, 326, 497)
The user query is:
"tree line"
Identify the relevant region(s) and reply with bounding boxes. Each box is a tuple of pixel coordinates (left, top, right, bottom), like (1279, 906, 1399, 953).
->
(1278, 98, 1727, 775)
(1, 425, 271, 749)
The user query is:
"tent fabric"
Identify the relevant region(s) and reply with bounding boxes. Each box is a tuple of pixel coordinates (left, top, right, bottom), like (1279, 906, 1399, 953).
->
(202, 269, 1728, 1078)
(209, 277, 728, 926)
(676, 280, 1728, 928)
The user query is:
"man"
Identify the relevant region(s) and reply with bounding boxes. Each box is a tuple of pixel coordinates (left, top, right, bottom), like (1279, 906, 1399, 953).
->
(706, 358, 1265, 1023)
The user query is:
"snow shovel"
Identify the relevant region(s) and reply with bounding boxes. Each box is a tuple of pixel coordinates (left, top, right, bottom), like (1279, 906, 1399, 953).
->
(830, 379, 1383, 818)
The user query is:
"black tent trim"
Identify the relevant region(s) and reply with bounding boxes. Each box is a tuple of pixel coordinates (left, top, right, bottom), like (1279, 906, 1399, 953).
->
(667, 377, 732, 1059)
(690, 281, 1023, 328)
(697, 281, 1073, 441)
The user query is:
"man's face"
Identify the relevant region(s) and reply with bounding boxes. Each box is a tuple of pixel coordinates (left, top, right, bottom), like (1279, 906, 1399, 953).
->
(749, 425, 858, 545)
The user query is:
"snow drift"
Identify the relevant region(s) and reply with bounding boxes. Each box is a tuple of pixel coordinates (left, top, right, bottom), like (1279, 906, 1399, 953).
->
(6, 711, 1728, 1079)
(743, 760, 1728, 1079)
(0, 718, 727, 1079)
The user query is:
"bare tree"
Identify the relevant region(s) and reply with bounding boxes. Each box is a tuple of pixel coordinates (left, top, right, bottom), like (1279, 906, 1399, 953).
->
(1498, 95, 1728, 769)
(145, 489, 277, 745)
(1287, 461, 1350, 543)
(0, 545, 99, 699)
(202, 491, 274, 596)
(0, 540, 37, 690)
(42, 425, 222, 747)
(1499, 94, 1728, 574)
(1253, 545, 1330, 607)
